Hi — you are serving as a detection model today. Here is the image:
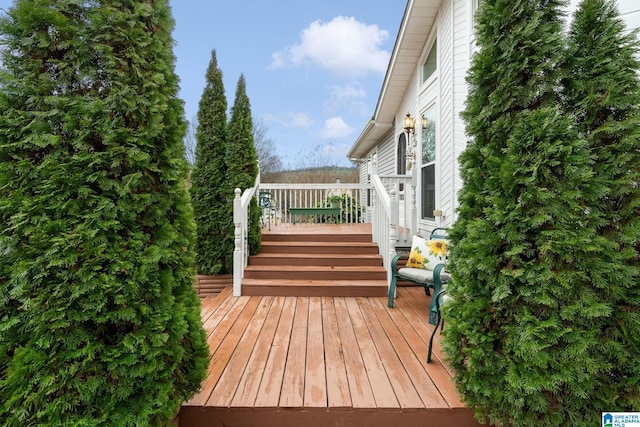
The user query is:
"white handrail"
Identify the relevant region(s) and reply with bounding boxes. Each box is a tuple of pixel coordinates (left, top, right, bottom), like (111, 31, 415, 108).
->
(371, 174, 399, 286)
(372, 175, 393, 219)
(232, 176, 259, 296)
(232, 176, 410, 295)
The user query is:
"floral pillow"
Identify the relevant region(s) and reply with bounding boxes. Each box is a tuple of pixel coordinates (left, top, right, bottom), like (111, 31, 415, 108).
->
(406, 235, 448, 270)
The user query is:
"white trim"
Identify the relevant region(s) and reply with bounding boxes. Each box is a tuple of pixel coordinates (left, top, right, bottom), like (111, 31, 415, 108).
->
(419, 26, 439, 93)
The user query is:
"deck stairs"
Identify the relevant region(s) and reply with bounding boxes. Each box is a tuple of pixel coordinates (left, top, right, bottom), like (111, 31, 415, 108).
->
(242, 227, 388, 297)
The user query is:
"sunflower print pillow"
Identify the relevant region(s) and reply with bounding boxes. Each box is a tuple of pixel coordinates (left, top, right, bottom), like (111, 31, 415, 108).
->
(406, 235, 447, 270)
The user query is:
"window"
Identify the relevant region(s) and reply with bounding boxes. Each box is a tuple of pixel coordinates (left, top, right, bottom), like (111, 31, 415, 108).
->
(422, 39, 437, 83)
(397, 133, 407, 191)
(397, 133, 407, 176)
(366, 157, 372, 207)
(421, 105, 437, 220)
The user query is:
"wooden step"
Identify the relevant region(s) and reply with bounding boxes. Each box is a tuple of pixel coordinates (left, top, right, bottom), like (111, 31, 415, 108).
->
(241, 279, 388, 297)
(262, 232, 373, 243)
(259, 241, 380, 255)
(248, 253, 383, 267)
(243, 265, 387, 281)
(246, 225, 387, 297)
(194, 274, 232, 298)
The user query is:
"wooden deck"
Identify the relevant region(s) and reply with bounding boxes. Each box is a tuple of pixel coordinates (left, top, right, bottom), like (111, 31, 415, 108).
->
(179, 285, 481, 427)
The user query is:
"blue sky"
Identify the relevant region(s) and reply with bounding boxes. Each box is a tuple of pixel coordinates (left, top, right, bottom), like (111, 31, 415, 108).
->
(0, 0, 405, 168)
(170, 0, 406, 168)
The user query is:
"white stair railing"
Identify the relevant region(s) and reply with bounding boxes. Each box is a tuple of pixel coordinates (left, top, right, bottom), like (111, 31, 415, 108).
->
(232, 177, 413, 295)
(371, 175, 399, 285)
(232, 176, 259, 296)
(378, 174, 414, 247)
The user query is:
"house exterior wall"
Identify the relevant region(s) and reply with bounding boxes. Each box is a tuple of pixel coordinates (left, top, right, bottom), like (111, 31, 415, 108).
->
(359, 128, 394, 223)
(358, 157, 368, 221)
(614, 0, 640, 30)
(377, 128, 397, 177)
(392, 0, 473, 233)
(450, 0, 475, 227)
(354, 0, 638, 234)
(568, 0, 640, 32)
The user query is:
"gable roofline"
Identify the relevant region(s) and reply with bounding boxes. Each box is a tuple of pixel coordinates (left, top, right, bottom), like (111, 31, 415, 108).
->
(348, 0, 441, 160)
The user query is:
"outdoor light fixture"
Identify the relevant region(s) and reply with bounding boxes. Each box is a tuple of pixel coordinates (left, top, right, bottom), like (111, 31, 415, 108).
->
(404, 113, 415, 134)
(404, 113, 417, 170)
(422, 114, 429, 128)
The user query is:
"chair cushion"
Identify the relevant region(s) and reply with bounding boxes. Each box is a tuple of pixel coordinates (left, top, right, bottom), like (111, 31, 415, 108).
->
(406, 235, 448, 270)
(398, 267, 450, 284)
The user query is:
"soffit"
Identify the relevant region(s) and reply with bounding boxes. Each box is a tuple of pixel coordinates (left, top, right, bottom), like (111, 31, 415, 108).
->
(349, 0, 440, 160)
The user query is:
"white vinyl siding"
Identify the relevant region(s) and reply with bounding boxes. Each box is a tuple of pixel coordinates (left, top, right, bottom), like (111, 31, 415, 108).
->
(568, 1, 639, 33)
(376, 128, 396, 176)
(617, 0, 640, 32)
(451, 0, 474, 224)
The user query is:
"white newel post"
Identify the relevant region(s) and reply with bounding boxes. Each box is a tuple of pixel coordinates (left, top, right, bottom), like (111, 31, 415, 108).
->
(389, 189, 399, 292)
(233, 188, 243, 296)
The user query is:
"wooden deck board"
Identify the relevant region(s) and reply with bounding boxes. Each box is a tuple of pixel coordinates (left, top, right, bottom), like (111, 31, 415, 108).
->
(392, 287, 466, 408)
(188, 296, 259, 406)
(181, 286, 482, 427)
(229, 296, 285, 407)
(333, 297, 377, 409)
(401, 286, 456, 376)
(304, 296, 328, 408)
(280, 297, 308, 408)
(253, 297, 297, 408)
(358, 296, 431, 409)
(368, 295, 449, 408)
(345, 297, 401, 410)
(197, 286, 231, 324)
(206, 296, 273, 407)
(321, 296, 352, 409)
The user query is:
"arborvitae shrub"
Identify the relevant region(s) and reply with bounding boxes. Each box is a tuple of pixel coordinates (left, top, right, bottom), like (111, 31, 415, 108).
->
(562, 0, 640, 410)
(190, 50, 230, 275)
(442, 0, 626, 425)
(0, 2, 208, 425)
(227, 74, 261, 255)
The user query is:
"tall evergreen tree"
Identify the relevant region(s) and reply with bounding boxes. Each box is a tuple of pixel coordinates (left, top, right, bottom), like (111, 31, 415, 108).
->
(227, 74, 261, 255)
(562, 0, 640, 410)
(0, 1, 208, 425)
(443, 0, 614, 425)
(190, 50, 230, 274)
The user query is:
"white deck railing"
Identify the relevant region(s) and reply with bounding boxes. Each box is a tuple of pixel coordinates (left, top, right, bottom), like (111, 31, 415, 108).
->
(371, 175, 397, 285)
(257, 183, 366, 224)
(232, 175, 416, 295)
(232, 176, 259, 296)
(378, 174, 415, 247)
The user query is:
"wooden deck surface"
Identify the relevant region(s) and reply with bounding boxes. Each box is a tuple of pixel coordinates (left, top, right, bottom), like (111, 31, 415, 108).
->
(180, 285, 482, 427)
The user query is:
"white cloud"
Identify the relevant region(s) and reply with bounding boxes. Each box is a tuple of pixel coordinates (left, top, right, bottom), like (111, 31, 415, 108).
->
(320, 116, 353, 140)
(263, 112, 313, 128)
(270, 16, 390, 77)
(329, 84, 367, 100)
(323, 83, 368, 115)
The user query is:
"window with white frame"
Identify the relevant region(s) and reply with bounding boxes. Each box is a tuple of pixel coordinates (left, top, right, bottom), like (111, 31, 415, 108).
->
(421, 104, 437, 220)
(422, 39, 437, 83)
